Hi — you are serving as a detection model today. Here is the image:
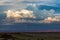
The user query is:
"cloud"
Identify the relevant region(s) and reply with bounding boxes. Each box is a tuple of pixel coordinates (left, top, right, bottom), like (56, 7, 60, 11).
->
(37, 9, 55, 19)
(0, 0, 56, 6)
(6, 9, 36, 18)
(1, 8, 60, 25)
(1, 2, 60, 25)
(35, 0, 55, 3)
(3, 9, 36, 23)
(21, 0, 56, 6)
(1, 0, 60, 25)
(3, 9, 56, 24)
(21, 0, 55, 2)
(0, 0, 59, 10)
(42, 17, 60, 23)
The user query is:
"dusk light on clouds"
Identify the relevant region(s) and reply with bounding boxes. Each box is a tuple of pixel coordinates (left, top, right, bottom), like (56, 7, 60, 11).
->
(0, 0, 60, 24)
(0, 0, 60, 32)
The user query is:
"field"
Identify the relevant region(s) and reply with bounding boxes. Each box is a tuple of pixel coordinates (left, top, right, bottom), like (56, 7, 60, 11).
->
(0, 32, 60, 40)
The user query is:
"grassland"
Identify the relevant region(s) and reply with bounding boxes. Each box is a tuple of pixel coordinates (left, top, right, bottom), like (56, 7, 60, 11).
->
(0, 32, 60, 40)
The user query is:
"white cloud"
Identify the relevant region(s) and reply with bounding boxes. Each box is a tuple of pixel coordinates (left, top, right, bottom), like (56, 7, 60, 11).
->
(39, 16, 60, 23)
(4, 9, 36, 24)
(3, 9, 56, 24)
(1, 9, 60, 25)
(6, 9, 36, 18)
(38, 9, 55, 19)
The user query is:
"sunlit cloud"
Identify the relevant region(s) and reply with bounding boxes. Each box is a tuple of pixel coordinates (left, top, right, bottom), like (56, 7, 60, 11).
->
(6, 9, 36, 18)
(0, 0, 60, 25)
(3, 8, 60, 24)
(42, 17, 60, 23)
(2, 9, 36, 24)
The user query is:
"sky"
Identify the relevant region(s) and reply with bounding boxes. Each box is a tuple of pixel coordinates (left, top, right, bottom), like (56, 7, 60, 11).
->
(0, 0, 60, 11)
(0, 0, 60, 23)
(0, 0, 59, 6)
(0, 0, 60, 10)
(0, 0, 60, 32)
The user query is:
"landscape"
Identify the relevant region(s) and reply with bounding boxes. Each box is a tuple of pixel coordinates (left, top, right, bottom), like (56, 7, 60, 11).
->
(0, 32, 60, 40)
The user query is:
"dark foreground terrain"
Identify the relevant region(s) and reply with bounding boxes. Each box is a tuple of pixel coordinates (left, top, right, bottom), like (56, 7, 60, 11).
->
(0, 32, 60, 40)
